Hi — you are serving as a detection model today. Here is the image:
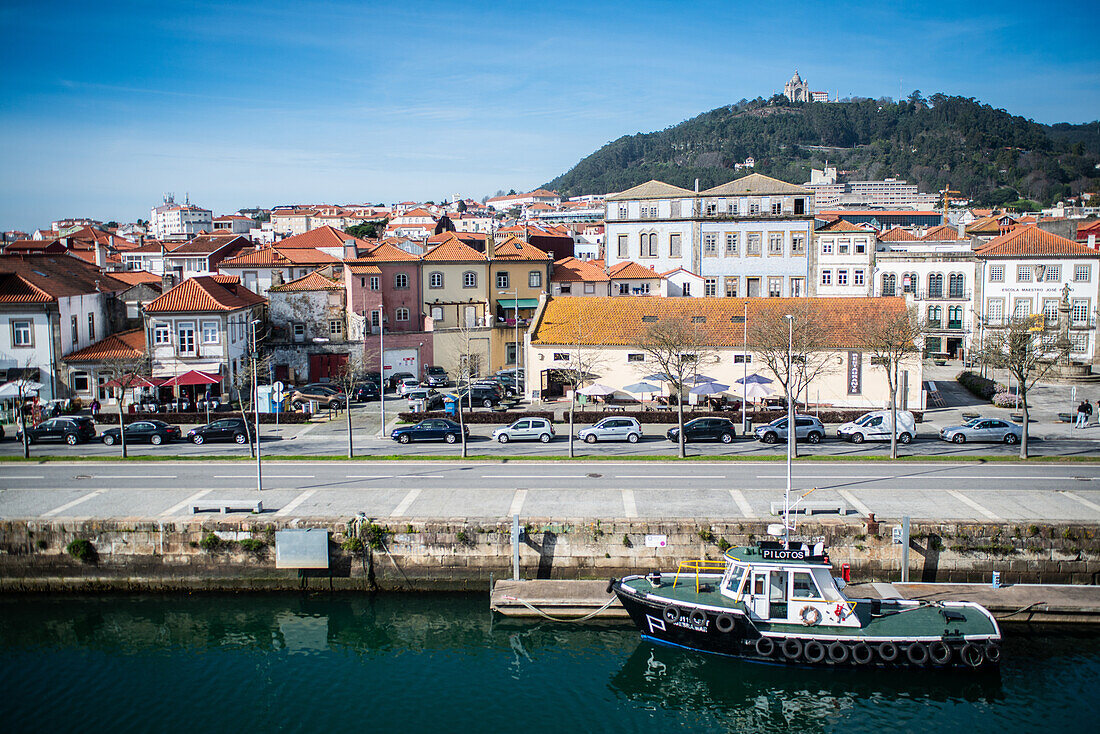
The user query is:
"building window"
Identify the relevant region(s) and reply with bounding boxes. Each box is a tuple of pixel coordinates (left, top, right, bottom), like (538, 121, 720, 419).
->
(947, 306, 963, 330)
(293, 323, 306, 342)
(370, 311, 380, 328)
(87, 313, 95, 341)
(584, 283, 595, 294)
(1042, 298, 1060, 325)
(989, 265, 1004, 282)
(497, 272, 510, 289)
(1072, 299, 1090, 324)
(627, 353, 644, 362)
(730, 202, 739, 215)
(72, 371, 90, 393)
(749, 201, 760, 215)
(1016, 265, 1032, 282)
(928, 273, 944, 298)
(927, 306, 942, 327)
(618, 283, 630, 295)
(11, 320, 32, 347)
(1075, 264, 1091, 282)
(704, 278, 717, 297)
(153, 323, 170, 345)
(821, 239, 833, 255)
(553, 352, 570, 362)
(1071, 333, 1089, 353)
(682, 282, 691, 296)
(854, 238, 866, 254)
(528, 270, 542, 288)
(506, 343, 519, 365)
(617, 205, 627, 219)
(1044, 264, 1061, 282)
(771, 201, 782, 215)
(617, 234, 628, 258)
(986, 298, 1004, 323)
(747, 233, 762, 256)
(837, 269, 848, 286)
(669, 233, 682, 258)
(768, 232, 783, 255)
(329, 319, 343, 336)
(639, 233, 658, 258)
(790, 277, 805, 297)
(705, 202, 718, 216)
(853, 269, 865, 286)
(396, 307, 410, 322)
(724, 277, 738, 297)
(201, 321, 219, 344)
(948, 273, 965, 298)
(838, 239, 850, 255)
(370, 275, 380, 291)
(394, 272, 409, 289)
(767, 277, 782, 297)
(734, 354, 752, 364)
(881, 273, 896, 296)
(429, 272, 443, 289)
(177, 322, 196, 355)
(463, 271, 477, 288)
(703, 233, 718, 256)
(791, 234, 805, 255)
(71, 316, 78, 348)
(724, 233, 738, 256)
(821, 269, 832, 286)
(560, 283, 573, 294)
(670, 200, 681, 218)
(1013, 298, 1032, 319)
(902, 272, 917, 294)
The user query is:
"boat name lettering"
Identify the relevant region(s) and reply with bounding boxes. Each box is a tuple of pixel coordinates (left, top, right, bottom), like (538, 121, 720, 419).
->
(761, 549, 806, 560)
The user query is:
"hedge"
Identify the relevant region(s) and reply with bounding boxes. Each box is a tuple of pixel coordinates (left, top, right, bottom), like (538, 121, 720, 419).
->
(956, 371, 997, 401)
(398, 411, 556, 425)
(92, 411, 315, 425)
(399, 407, 922, 426)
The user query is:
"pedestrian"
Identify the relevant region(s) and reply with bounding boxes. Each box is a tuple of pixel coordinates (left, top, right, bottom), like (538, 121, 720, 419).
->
(1085, 399, 1094, 428)
(90, 398, 100, 418)
(1076, 400, 1089, 428)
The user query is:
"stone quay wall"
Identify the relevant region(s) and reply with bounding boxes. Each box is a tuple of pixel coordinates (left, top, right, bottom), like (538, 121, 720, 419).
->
(0, 517, 1097, 592)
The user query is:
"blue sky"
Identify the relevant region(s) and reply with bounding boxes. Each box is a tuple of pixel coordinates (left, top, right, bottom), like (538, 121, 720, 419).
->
(1, 0, 1097, 230)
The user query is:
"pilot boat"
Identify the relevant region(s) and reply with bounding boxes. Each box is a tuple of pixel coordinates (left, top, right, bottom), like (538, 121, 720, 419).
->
(610, 541, 1002, 669)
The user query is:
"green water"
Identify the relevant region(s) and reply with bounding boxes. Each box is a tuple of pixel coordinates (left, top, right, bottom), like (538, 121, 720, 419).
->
(0, 594, 1096, 733)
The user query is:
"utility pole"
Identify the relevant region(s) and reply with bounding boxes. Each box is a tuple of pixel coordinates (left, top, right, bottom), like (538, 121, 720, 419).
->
(784, 314, 794, 548)
(251, 319, 262, 493)
(377, 307, 386, 438)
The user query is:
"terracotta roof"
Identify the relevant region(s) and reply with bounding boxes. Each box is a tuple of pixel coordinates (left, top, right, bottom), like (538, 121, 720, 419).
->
(921, 224, 966, 241)
(354, 241, 419, 262)
(62, 329, 145, 363)
(397, 207, 435, 219)
(0, 255, 129, 302)
(878, 227, 919, 242)
(220, 246, 340, 267)
(492, 236, 551, 261)
(107, 270, 162, 286)
(276, 226, 371, 249)
(164, 234, 252, 255)
(2, 239, 66, 253)
(532, 296, 907, 348)
(820, 210, 941, 218)
(267, 271, 343, 293)
(144, 276, 267, 313)
(976, 226, 1100, 258)
(552, 257, 609, 282)
(817, 220, 867, 232)
(422, 237, 487, 262)
(609, 261, 660, 279)
(606, 180, 694, 202)
(347, 263, 382, 275)
(966, 215, 1008, 233)
(702, 173, 811, 197)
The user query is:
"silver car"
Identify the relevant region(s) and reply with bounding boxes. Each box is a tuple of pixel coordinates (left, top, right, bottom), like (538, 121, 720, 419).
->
(492, 417, 555, 443)
(578, 417, 643, 444)
(939, 417, 1022, 445)
(754, 415, 826, 444)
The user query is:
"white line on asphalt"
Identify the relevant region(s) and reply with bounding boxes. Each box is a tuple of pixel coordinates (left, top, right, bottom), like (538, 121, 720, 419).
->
(1, 476, 44, 479)
(509, 489, 527, 516)
(836, 489, 870, 517)
(276, 490, 317, 517)
(294, 423, 319, 438)
(212, 475, 315, 479)
(43, 490, 104, 517)
(615, 475, 725, 479)
(160, 489, 212, 517)
(93, 475, 177, 479)
(729, 489, 755, 518)
(754, 474, 1072, 480)
(346, 475, 393, 479)
(947, 490, 1002, 520)
(622, 489, 637, 518)
(390, 488, 422, 517)
(485, 475, 588, 479)
(1059, 491, 1100, 513)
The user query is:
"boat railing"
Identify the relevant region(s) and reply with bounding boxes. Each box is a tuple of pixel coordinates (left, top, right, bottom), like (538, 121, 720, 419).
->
(671, 560, 728, 593)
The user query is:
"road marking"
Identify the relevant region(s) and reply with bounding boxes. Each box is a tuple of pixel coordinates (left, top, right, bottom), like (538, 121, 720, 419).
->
(276, 490, 317, 517)
(729, 489, 755, 518)
(947, 490, 1002, 520)
(212, 474, 314, 479)
(390, 488, 422, 517)
(754, 474, 1072, 480)
(295, 423, 319, 438)
(485, 475, 588, 479)
(160, 489, 212, 517)
(43, 490, 104, 517)
(1, 475, 44, 480)
(836, 489, 870, 517)
(509, 489, 527, 516)
(91, 475, 178, 479)
(622, 489, 638, 517)
(1060, 491, 1100, 513)
(616, 475, 725, 479)
(346, 475, 393, 479)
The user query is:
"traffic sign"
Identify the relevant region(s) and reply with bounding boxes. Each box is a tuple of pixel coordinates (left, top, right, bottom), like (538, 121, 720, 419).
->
(892, 526, 903, 545)
(273, 380, 285, 394)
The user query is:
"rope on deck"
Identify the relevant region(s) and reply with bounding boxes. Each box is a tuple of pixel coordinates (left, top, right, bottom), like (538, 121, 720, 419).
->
(506, 595, 620, 622)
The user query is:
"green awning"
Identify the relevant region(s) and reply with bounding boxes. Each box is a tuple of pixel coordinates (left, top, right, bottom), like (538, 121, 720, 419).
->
(499, 298, 539, 309)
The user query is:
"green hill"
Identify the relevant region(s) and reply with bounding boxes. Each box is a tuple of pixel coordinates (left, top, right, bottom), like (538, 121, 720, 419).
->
(544, 94, 1100, 207)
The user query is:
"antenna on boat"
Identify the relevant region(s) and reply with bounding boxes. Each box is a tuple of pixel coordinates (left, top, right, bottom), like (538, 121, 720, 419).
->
(783, 314, 794, 549)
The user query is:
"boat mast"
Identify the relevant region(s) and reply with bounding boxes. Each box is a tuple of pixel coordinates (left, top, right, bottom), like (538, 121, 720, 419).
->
(784, 314, 794, 549)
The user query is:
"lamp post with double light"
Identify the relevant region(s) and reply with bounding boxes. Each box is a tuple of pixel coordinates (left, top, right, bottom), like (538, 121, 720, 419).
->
(250, 318, 263, 493)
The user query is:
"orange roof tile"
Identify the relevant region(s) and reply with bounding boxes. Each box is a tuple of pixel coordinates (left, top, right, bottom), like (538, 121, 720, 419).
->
(0, 255, 129, 301)
(422, 237, 487, 262)
(347, 263, 382, 275)
(62, 329, 146, 363)
(552, 257, 609, 282)
(878, 227, 919, 242)
(817, 220, 867, 232)
(144, 276, 267, 313)
(976, 226, 1100, 258)
(220, 246, 340, 267)
(354, 241, 419, 262)
(492, 236, 551, 261)
(276, 226, 371, 249)
(608, 261, 660, 279)
(268, 271, 343, 293)
(920, 224, 966, 241)
(108, 270, 162, 286)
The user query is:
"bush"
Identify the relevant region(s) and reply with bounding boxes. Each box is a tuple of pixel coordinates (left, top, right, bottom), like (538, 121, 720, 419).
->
(238, 538, 266, 553)
(992, 391, 1018, 408)
(199, 532, 223, 552)
(66, 538, 96, 563)
(956, 371, 998, 400)
(398, 411, 555, 425)
(717, 538, 732, 552)
(364, 523, 388, 550)
(698, 529, 715, 543)
(342, 536, 365, 554)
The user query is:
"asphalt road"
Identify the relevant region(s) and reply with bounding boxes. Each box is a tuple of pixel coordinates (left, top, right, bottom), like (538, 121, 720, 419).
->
(2, 461, 1098, 523)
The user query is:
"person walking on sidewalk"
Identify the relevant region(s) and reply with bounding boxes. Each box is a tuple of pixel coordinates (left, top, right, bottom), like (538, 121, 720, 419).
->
(1085, 399, 1094, 427)
(1076, 400, 1089, 428)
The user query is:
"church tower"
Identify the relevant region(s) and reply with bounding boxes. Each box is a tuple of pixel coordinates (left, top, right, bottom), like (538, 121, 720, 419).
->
(784, 70, 809, 103)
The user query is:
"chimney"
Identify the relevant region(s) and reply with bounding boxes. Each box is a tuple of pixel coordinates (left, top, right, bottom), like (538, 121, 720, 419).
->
(94, 241, 105, 268)
(343, 238, 359, 260)
(161, 271, 176, 291)
(957, 221, 965, 237)
(694, 178, 700, 193)
(109, 235, 115, 250)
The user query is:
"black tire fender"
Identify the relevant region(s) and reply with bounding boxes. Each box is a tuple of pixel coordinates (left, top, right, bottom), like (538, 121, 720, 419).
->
(662, 605, 680, 624)
(827, 641, 850, 664)
(781, 637, 803, 660)
(715, 613, 735, 634)
(930, 641, 953, 666)
(906, 642, 930, 666)
(851, 642, 874, 665)
(984, 642, 1002, 664)
(877, 641, 899, 663)
(689, 609, 707, 627)
(961, 642, 985, 668)
(754, 636, 776, 658)
(803, 639, 826, 663)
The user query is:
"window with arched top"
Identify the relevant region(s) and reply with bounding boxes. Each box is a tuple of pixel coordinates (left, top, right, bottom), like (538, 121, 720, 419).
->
(927, 305, 942, 326)
(394, 272, 409, 289)
(429, 272, 443, 289)
(396, 307, 410, 322)
(881, 273, 897, 296)
(928, 273, 944, 298)
(949, 273, 965, 298)
(463, 271, 477, 288)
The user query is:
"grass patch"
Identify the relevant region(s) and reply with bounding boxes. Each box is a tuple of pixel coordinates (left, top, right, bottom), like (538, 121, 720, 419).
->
(66, 538, 96, 563)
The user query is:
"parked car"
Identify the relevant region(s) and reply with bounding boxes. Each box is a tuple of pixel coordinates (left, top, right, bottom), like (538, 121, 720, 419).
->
(424, 366, 450, 387)
(288, 383, 346, 410)
(351, 381, 380, 402)
(480, 374, 520, 396)
(578, 417, 642, 444)
(405, 388, 444, 410)
(397, 378, 421, 396)
(187, 418, 253, 445)
(102, 419, 181, 446)
(387, 371, 416, 390)
(453, 385, 502, 408)
(754, 415, 826, 444)
(666, 417, 738, 443)
(939, 417, 1022, 444)
(836, 410, 916, 444)
(493, 417, 555, 443)
(17, 416, 97, 445)
(390, 418, 468, 444)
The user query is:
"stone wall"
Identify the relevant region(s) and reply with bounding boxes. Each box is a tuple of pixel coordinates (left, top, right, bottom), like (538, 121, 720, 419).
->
(0, 517, 1096, 592)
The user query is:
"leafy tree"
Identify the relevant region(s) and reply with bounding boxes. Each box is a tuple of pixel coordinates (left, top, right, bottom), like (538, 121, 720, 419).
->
(346, 220, 386, 239)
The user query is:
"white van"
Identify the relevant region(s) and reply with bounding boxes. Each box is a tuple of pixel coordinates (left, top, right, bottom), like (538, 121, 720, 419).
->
(836, 410, 916, 444)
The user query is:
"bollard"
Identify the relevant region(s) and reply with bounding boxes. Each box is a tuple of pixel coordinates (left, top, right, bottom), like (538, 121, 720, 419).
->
(841, 563, 851, 583)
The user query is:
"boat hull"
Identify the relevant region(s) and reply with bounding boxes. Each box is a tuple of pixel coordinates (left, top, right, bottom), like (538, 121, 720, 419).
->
(613, 579, 1001, 670)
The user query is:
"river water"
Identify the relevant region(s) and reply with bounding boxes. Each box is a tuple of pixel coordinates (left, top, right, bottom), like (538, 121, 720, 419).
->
(0, 594, 1096, 733)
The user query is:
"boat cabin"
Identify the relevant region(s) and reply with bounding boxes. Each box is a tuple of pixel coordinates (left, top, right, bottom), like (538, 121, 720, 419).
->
(720, 543, 860, 628)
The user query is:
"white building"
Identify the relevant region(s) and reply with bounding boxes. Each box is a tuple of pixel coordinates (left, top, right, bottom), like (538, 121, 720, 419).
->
(150, 197, 213, 239)
(485, 189, 562, 211)
(812, 219, 874, 297)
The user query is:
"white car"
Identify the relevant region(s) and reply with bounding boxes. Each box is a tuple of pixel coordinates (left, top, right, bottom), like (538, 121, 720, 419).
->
(492, 417, 555, 443)
(837, 410, 916, 444)
(577, 417, 643, 443)
(397, 378, 421, 396)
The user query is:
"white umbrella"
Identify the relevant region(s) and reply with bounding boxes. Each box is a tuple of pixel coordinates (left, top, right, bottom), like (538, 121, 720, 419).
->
(577, 383, 617, 397)
(730, 382, 774, 401)
(0, 380, 44, 398)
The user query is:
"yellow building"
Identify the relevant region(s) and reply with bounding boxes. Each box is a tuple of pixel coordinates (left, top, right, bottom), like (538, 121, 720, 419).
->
(420, 235, 489, 329)
(488, 235, 553, 368)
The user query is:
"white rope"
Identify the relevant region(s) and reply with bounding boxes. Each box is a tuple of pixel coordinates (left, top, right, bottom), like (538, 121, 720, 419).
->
(505, 595, 620, 622)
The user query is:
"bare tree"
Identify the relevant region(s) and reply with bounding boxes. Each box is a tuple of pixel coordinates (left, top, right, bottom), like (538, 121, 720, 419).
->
(857, 305, 924, 458)
(100, 349, 152, 459)
(11, 360, 38, 459)
(748, 300, 835, 457)
(981, 315, 1071, 458)
(550, 315, 608, 458)
(334, 351, 368, 459)
(230, 352, 272, 460)
(438, 318, 486, 459)
(638, 318, 716, 458)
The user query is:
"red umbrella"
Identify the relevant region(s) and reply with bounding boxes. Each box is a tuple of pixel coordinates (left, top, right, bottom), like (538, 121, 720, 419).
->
(160, 370, 221, 387)
(104, 374, 164, 388)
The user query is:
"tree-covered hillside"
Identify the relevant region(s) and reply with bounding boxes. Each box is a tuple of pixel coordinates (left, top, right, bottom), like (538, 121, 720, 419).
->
(545, 94, 1100, 206)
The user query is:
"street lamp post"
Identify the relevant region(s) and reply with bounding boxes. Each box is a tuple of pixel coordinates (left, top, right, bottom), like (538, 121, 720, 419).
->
(375, 307, 386, 439)
(742, 301, 748, 434)
(784, 314, 794, 548)
(250, 319, 262, 493)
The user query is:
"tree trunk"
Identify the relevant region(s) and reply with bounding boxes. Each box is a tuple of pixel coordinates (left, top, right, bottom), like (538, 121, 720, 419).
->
(19, 392, 29, 459)
(458, 375, 468, 459)
(888, 363, 898, 460)
(119, 395, 129, 459)
(1020, 392, 1029, 460)
(677, 392, 686, 459)
(346, 397, 354, 459)
(568, 392, 576, 458)
(240, 401, 255, 458)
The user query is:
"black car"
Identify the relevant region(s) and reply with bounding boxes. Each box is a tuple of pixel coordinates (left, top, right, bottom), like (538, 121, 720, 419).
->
(424, 366, 450, 387)
(102, 419, 181, 446)
(454, 385, 502, 408)
(18, 416, 97, 445)
(352, 381, 380, 401)
(387, 371, 416, 390)
(666, 417, 738, 444)
(390, 418, 468, 444)
(187, 417, 253, 445)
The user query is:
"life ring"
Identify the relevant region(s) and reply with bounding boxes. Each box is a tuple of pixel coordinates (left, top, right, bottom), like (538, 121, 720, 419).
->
(877, 641, 899, 663)
(827, 641, 850, 664)
(851, 642, 874, 665)
(662, 605, 681, 624)
(715, 613, 736, 633)
(755, 637, 776, 657)
(906, 642, 930, 666)
(781, 638, 804, 660)
(803, 639, 826, 664)
(929, 641, 953, 666)
(984, 642, 1001, 664)
(961, 642, 985, 668)
(689, 609, 707, 627)
(799, 605, 822, 626)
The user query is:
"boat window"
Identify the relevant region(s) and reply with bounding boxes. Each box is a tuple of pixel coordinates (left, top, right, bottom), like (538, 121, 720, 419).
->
(791, 571, 821, 600)
(724, 564, 747, 593)
(769, 571, 788, 619)
(753, 574, 766, 596)
(811, 568, 845, 600)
